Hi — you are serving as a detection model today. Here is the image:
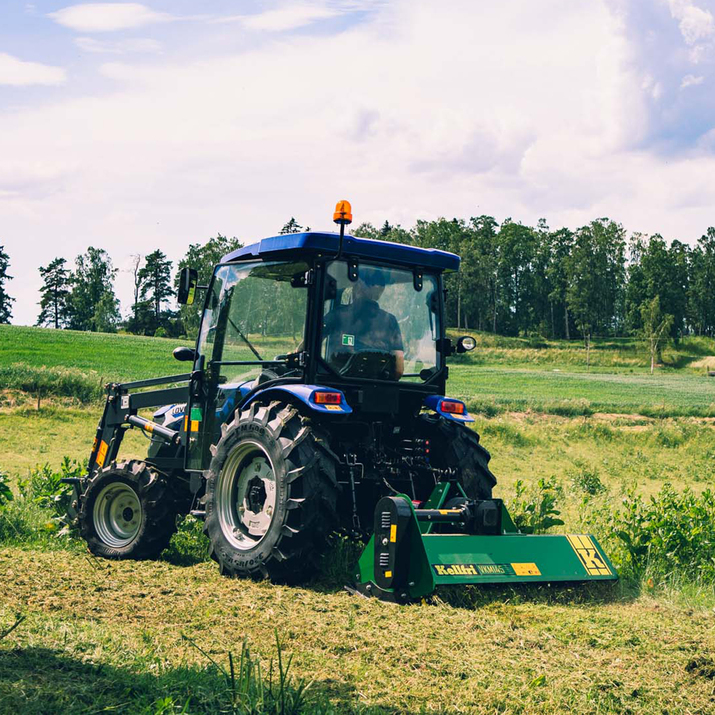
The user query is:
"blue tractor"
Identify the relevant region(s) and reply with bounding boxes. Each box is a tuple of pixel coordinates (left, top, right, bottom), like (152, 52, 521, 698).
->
(74, 202, 616, 601)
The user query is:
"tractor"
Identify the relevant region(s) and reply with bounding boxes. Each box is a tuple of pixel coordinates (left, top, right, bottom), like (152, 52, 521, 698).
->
(71, 201, 616, 601)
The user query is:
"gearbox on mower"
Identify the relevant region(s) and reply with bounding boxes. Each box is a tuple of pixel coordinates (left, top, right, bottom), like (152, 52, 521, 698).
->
(69, 201, 616, 600)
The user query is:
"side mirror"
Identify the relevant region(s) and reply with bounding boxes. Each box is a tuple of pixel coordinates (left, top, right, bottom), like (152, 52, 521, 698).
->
(173, 346, 196, 362)
(456, 336, 476, 353)
(178, 267, 198, 305)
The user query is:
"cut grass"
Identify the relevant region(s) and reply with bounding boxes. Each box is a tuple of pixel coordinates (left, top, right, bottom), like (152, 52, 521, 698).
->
(1, 549, 714, 713)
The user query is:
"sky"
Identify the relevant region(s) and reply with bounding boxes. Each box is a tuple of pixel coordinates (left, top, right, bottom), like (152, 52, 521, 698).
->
(1, 0, 714, 326)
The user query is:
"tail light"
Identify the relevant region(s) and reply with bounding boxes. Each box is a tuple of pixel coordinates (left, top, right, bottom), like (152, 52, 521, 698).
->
(313, 391, 342, 405)
(440, 399, 465, 415)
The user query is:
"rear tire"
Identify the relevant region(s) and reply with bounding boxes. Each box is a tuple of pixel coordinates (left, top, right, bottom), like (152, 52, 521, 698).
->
(79, 460, 178, 559)
(421, 415, 497, 499)
(204, 401, 339, 583)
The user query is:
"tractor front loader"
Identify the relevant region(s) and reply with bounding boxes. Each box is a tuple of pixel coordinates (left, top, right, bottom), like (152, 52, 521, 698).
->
(70, 201, 616, 601)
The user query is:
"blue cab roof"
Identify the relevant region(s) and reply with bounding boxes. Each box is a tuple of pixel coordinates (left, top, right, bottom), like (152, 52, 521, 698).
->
(221, 232, 460, 272)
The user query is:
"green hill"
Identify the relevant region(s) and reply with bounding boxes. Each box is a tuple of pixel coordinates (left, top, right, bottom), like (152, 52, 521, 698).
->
(3, 325, 715, 416)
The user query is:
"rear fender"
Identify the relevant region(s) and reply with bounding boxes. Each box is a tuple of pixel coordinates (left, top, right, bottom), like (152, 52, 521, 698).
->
(242, 384, 353, 416)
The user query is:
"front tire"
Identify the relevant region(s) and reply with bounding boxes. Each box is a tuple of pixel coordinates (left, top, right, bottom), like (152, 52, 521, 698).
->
(79, 460, 178, 559)
(204, 401, 338, 583)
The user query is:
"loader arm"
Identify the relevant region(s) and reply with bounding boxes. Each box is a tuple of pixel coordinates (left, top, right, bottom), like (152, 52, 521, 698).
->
(87, 374, 191, 477)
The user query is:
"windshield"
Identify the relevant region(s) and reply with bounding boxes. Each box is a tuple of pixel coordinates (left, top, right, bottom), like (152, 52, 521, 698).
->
(198, 261, 308, 384)
(320, 261, 440, 382)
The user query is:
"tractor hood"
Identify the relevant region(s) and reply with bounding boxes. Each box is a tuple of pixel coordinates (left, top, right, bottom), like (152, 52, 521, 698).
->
(221, 232, 460, 272)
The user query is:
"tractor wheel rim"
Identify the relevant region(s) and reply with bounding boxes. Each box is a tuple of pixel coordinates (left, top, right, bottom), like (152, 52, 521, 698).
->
(93, 482, 142, 548)
(218, 440, 277, 551)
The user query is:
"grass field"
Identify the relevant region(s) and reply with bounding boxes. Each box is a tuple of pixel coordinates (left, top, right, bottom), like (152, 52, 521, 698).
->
(4, 324, 715, 416)
(2, 549, 714, 714)
(2, 326, 715, 713)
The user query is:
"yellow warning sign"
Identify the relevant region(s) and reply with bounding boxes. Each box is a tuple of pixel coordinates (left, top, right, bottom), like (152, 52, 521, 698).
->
(566, 535, 612, 576)
(389, 524, 397, 542)
(96, 440, 108, 468)
(511, 562, 541, 576)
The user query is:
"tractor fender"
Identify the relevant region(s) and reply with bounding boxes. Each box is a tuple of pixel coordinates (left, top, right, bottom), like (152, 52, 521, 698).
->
(423, 395, 474, 423)
(241, 384, 353, 416)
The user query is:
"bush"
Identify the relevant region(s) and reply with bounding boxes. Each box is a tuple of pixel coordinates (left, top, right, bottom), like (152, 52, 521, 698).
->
(20, 457, 83, 525)
(0, 472, 13, 507)
(569, 462, 607, 495)
(507, 478, 565, 534)
(610, 485, 715, 585)
(0, 458, 85, 544)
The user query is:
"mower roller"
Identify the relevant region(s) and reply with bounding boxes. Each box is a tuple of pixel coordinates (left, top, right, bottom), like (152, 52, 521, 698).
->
(69, 200, 617, 601)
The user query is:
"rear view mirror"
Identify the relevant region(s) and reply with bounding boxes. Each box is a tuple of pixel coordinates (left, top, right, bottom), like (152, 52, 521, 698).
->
(173, 346, 196, 362)
(178, 267, 198, 305)
(456, 336, 476, 353)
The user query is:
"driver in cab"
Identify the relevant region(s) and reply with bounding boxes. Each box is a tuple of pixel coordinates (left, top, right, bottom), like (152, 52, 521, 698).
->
(323, 271, 405, 380)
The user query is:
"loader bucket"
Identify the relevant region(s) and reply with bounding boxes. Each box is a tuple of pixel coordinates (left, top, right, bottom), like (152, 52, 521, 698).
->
(350, 494, 617, 602)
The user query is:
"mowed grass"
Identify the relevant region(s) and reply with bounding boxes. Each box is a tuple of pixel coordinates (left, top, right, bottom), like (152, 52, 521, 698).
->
(2, 549, 715, 714)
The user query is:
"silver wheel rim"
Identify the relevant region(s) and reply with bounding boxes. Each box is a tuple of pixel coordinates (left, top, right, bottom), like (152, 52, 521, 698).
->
(93, 482, 142, 548)
(217, 440, 277, 551)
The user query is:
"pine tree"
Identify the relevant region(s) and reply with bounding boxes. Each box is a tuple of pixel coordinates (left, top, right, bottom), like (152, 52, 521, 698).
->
(138, 249, 173, 325)
(279, 218, 306, 234)
(36, 258, 71, 328)
(0, 246, 13, 324)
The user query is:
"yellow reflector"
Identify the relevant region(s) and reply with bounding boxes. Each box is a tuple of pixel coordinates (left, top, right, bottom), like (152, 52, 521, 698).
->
(96, 440, 108, 468)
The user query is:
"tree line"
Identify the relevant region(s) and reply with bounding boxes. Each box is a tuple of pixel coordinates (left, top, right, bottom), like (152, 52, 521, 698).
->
(0, 216, 713, 343)
(354, 218, 715, 346)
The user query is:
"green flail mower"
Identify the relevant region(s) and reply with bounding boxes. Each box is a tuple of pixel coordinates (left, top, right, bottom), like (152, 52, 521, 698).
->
(351, 489, 615, 602)
(69, 201, 616, 602)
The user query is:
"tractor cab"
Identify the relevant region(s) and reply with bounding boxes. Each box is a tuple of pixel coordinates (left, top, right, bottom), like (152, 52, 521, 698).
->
(178, 216, 474, 473)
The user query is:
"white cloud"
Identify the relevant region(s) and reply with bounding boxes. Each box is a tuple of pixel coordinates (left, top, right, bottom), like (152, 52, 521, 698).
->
(49, 3, 171, 32)
(667, 0, 715, 45)
(0, 52, 66, 86)
(218, 4, 340, 31)
(681, 72, 705, 86)
(74, 36, 162, 54)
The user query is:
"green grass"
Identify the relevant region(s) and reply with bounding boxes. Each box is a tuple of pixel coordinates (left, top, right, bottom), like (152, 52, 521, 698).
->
(450, 367, 715, 417)
(3, 326, 715, 712)
(1, 548, 714, 713)
(449, 331, 715, 371)
(5, 325, 715, 415)
(0, 325, 189, 383)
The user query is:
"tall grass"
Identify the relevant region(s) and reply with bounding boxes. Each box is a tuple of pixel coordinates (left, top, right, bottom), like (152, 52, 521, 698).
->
(0, 363, 103, 403)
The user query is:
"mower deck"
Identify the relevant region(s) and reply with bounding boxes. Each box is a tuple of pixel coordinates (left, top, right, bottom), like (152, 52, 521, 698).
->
(352, 494, 617, 602)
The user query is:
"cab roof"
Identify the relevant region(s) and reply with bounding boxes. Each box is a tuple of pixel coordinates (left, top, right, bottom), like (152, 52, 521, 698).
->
(221, 232, 460, 272)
